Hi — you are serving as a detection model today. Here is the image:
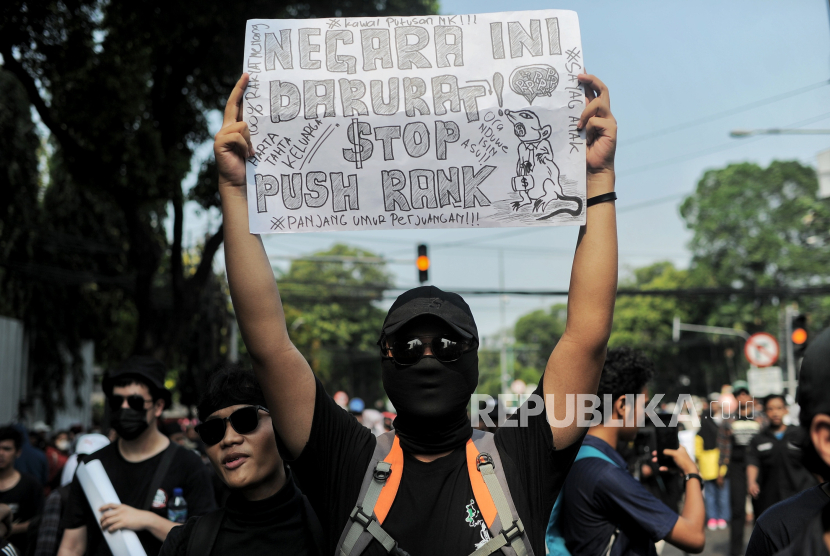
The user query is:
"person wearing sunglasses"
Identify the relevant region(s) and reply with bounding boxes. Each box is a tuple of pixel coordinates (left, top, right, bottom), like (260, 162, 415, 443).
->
(217, 71, 618, 556)
(58, 357, 216, 556)
(159, 365, 323, 556)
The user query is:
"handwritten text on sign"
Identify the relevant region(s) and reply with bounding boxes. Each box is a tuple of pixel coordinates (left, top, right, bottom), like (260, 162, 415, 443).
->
(243, 10, 586, 233)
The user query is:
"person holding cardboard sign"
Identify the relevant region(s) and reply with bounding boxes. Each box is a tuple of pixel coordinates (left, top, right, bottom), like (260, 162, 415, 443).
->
(216, 70, 617, 556)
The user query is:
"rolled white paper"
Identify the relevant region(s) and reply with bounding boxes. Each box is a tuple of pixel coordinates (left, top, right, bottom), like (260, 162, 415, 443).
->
(76, 460, 148, 556)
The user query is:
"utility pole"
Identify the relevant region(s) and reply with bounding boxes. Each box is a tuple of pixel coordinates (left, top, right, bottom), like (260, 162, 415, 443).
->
(499, 249, 510, 396)
(784, 304, 798, 396)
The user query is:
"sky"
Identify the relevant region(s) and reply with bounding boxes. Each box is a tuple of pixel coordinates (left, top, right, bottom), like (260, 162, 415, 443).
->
(183, 0, 830, 341)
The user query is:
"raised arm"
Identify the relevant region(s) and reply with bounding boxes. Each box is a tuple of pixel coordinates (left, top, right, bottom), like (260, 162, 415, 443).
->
(544, 74, 617, 449)
(216, 74, 316, 458)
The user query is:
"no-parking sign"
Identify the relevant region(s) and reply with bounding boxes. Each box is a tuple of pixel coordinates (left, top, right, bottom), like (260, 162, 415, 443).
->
(744, 332, 779, 367)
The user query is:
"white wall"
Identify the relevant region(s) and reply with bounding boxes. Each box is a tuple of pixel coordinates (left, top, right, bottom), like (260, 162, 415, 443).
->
(0, 316, 27, 423)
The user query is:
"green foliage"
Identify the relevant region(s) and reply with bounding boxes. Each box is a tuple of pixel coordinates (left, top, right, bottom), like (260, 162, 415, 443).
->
(680, 161, 829, 290)
(609, 262, 699, 348)
(0, 71, 41, 319)
(514, 304, 566, 370)
(509, 160, 830, 397)
(680, 160, 830, 335)
(608, 262, 739, 396)
(475, 304, 565, 398)
(1, 0, 437, 412)
(280, 244, 393, 404)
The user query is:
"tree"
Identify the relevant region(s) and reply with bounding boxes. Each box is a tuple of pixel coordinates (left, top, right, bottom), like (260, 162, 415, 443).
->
(0, 0, 436, 409)
(279, 244, 394, 404)
(476, 304, 566, 398)
(680, 161, 830, 330)
(609, 262, 738, 396)
(0, 71, 40, 321)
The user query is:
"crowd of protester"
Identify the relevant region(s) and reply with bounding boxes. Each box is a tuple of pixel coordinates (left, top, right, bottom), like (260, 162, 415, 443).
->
(0, 74, 827, 556)
(1, 347, 826, 556)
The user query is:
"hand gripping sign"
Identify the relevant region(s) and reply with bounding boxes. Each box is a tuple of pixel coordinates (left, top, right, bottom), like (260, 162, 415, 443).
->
(243, 10, 586, 234)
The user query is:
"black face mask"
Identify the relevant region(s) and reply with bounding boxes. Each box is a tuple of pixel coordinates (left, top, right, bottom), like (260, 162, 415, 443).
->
(382, 351, 478, 454)
(110, 408, 149, 441)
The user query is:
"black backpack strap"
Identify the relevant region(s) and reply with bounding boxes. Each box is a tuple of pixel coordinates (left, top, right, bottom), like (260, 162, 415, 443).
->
(142, 442, 179, 511)
(185, 510, 224, 556)
(301, 494, 326, 556)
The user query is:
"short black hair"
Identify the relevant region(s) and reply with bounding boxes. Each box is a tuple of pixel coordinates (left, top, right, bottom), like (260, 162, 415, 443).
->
(764, 394, 787, 409)
(111, 376, 164, 403)
(596, 347, 656, 417)
(0, 426, 23, 451)
(197, 364, 268, 422)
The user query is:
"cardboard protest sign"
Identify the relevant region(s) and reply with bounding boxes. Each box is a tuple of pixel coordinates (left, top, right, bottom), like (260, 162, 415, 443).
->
(243, 10, 586, 234)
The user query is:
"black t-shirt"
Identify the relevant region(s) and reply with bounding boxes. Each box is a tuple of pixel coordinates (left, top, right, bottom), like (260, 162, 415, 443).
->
(728, 415, 761, 464)
(747, 426, 817, 516)
(62, 442, 216, 556)
(0, 472, 43, 554)
(772, 513, 830, 556)
(160, 467, 318, 556)
(282, 377, 581, 556)
(747, 483, 830, 556)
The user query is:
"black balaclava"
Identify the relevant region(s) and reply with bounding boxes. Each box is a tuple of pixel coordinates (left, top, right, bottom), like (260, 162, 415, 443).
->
(382, 351, 478, 454)
(110, 408, 149, 441)
(380, 286, 479, 454)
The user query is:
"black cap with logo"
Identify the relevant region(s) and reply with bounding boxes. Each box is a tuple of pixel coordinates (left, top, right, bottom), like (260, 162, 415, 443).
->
(380, 286, 478, 341)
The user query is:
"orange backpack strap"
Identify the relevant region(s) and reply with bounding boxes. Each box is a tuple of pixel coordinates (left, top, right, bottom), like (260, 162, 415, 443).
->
(467, 430, 535, 556)
(336, 432, 409, 556)
(466, 439, 497, 528)
(375, 435, 403, 523)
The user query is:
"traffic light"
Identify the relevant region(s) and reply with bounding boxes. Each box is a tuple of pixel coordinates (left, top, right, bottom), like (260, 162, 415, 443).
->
(791, 313, 808, 357)
(417, 244, 429, 283)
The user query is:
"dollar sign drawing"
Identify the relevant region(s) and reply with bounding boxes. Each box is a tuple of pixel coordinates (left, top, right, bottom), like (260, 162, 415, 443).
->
(342, 118, 373, 169)
(521, 177, 528, 189)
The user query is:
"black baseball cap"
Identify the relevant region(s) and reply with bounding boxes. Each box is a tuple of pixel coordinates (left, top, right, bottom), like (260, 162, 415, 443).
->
(102, 356, 172, 408)
(380, 286, 478, 341)
(797, 326, 830, 428)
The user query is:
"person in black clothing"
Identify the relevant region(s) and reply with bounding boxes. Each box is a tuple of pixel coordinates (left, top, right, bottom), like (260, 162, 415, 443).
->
(0, 426, 43, 554)
(747, 394, 816, 517)
(718, 381, 761, 556)
(160, 365, 322, 556)
(746, 327, 830, 556)
(218, 70, 619, 556)
(58, 357, 215, 556)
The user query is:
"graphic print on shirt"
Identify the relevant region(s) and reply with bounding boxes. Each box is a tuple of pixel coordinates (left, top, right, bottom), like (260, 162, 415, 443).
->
(464, 499, 492, 550)
(731, 419, 760, 447)
(152, 488, 168, 509)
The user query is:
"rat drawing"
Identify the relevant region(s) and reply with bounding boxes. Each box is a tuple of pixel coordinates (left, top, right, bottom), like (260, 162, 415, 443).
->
(505, 108, 583, 219)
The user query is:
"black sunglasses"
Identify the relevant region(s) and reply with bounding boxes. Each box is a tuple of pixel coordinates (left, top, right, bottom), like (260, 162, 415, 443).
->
(195, 406, 269, 446)
(108, 394, 153, 412)
(380, 334, 477, 366)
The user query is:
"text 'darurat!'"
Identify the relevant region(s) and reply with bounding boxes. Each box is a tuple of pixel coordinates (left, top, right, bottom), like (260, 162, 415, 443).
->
(243, 11, 586, 233)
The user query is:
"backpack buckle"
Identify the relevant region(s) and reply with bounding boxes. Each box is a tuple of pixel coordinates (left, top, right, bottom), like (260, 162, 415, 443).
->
(503, 520, 524, 542)
(373, 461, 392, 482)
(476, 452, 494, 471)
(349, 506, 373, 528)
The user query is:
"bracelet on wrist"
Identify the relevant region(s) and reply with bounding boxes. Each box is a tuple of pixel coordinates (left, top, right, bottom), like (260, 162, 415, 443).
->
(684, 473, 703, 486)
(586, 192, 617, 207)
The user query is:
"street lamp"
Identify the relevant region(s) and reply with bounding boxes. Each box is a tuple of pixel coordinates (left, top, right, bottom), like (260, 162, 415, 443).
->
(730, 128, 830, 137)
